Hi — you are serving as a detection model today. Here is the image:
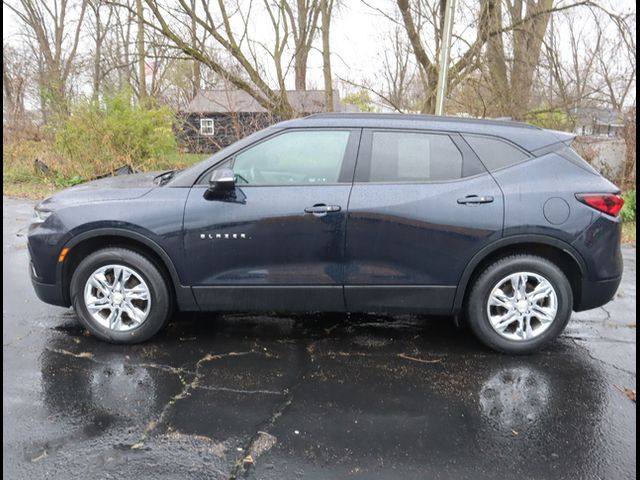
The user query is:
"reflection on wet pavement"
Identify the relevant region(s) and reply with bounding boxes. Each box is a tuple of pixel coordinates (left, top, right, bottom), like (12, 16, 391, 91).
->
(3, 197, 636, 479)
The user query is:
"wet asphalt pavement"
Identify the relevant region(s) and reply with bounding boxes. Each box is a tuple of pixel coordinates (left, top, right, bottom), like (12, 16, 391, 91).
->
(3, 196, 636, 479)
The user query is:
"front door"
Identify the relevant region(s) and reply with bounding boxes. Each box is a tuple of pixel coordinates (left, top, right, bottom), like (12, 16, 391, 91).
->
(344, 129, 504, 312)
(183, 128, 360, 311)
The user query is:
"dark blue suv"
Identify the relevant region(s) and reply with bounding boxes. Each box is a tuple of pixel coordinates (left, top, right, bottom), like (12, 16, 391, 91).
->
(28, 113, 624, 353)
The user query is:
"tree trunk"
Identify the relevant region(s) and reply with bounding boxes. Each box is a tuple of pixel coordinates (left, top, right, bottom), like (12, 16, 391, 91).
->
(136, 0, 146, 101)
(621, 107, 636, 189)
(2, 55, 17, 123)
(190, 0, 200, 100)
(123, 12, 132, 90)
(321, 0, 333, 111)
(295, 55, 308, 91)
(511, 1, 552, 119)
(93, 4, 101, 100)
(485, 0, 509, 114)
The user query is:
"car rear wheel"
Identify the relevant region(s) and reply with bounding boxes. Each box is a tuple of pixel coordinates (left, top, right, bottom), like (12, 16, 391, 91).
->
(70, 247, 172, 343)
(466, 255, 573, 354)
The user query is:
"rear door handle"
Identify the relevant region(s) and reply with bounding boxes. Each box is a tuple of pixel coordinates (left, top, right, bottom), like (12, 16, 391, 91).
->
(457, 195, 494, 205)
(304, 204, 342, 215)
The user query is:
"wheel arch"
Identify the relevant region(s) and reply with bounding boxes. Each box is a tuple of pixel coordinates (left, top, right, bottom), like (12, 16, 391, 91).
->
(454, 235, 587, 313)
(59, 228, 198, 310)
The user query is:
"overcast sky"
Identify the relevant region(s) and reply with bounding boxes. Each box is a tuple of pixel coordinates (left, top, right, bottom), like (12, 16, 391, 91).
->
(2, 0, 388, 90)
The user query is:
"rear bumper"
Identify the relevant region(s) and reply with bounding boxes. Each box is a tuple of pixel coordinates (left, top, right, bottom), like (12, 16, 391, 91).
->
(31, 266, 69, 308)
(575, 275, 622, 312)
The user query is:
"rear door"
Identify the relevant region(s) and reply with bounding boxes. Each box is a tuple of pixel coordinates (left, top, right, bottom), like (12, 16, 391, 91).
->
(183, 128, 360, 311)
(344, 129, 504, 312)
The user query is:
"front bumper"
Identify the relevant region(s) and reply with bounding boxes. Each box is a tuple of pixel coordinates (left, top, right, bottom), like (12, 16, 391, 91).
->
(575, 275, 622, 312)
(30, 263, 69, 307)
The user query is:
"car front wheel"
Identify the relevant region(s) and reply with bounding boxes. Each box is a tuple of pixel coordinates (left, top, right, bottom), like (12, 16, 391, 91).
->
(70, 247, 172, 343)
(466, 255, 573, 354)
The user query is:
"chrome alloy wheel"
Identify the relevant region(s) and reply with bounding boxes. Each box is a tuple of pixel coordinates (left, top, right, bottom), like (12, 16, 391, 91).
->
(83, 264, 151, 331)
(486, 272, 558, 341)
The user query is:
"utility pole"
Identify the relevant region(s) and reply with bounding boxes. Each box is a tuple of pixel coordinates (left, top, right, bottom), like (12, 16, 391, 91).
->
(434, 0, 456, 116)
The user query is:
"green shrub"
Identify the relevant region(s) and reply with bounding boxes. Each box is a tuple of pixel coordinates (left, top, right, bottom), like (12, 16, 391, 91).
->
(621, 190, 636, 222)
(53, 173, 84, 188)
(526, 110, 575, 131)
(343, 90, 376, 112)
(54, 89, 177, 178)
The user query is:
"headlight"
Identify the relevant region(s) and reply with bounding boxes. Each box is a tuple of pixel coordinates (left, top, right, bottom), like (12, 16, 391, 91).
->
(32, 208, 52, 224)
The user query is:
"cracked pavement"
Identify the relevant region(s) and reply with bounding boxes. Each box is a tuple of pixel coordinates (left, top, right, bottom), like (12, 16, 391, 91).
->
(3, 196, 636, 479)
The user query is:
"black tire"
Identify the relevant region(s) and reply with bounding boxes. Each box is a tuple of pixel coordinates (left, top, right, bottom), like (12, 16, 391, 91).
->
(466, 255, 573, 354)
(70, 247, 172, 344)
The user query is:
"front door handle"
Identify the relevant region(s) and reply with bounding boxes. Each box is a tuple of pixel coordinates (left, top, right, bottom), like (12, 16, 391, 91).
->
(457, 195, 494, 205)
(304, 204, 342, 215)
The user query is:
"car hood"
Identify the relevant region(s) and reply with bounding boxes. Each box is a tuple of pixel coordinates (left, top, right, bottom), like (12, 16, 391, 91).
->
(37, 171, 162, 210)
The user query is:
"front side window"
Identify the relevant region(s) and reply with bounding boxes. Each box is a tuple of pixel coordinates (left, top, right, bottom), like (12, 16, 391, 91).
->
(200, 118, 215, 136)
(464, 135, 529, 171)
(368, 131, 463, 182)
(232, 130, 351, 185)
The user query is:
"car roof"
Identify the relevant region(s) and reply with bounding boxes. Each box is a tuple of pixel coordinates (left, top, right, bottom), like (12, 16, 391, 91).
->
(278, 113, 571, 152)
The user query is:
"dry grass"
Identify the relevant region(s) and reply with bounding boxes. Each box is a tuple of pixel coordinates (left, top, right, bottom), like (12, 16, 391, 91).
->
(3, 139, 207, 200)
(622, 222, 636, 245)
(3, 181, 58, 199)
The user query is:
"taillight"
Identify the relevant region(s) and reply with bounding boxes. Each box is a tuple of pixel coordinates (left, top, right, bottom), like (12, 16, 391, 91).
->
(576, 193, 624, 216)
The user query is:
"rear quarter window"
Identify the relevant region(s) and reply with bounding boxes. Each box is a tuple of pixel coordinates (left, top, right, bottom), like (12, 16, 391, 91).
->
(464, 135, 529, 171)
(557, 146, 600, 175)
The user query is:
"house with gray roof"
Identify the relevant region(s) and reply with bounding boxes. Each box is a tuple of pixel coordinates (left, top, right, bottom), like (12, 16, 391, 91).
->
(179, 90, 356, 153)
(573, 107, 624, 137)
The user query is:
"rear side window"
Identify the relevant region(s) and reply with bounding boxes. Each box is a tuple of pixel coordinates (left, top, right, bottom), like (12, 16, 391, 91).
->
(369, 131, 463, 182)
(464, 135, 529, 171)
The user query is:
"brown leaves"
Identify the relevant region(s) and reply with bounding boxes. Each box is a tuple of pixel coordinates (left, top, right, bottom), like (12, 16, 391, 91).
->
(615, 385, 636, 402)
(623, 388, 636, 402)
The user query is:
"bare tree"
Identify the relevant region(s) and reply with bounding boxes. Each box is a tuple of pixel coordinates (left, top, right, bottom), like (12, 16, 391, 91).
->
(485, 0, 554, 119)
(189, 0, 201, 99)
(394, 0, 495, 114)
(112, 0, 341, 117)
(621, 106, 636, 189)
(122, 0, 298, 117)
(448, 68, 496, 117)
(392, 0, 606, 117)
(136, 0, 147, 100)
(593, 13, 636, 111)
(320, 0, 334, 110)
(4, 0, 88, 119)
(101, 0, 136, 93)
(2, 44, 29, 123)
(533, 5, 635, 122)
(541, 10, 601, 113)
(88, 0, 114, 99)
(380, 24, 419, 111)
(284, 0, 321, 90)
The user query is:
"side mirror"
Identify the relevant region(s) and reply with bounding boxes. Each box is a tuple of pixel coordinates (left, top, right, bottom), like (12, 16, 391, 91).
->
(209, 168, 236, 191)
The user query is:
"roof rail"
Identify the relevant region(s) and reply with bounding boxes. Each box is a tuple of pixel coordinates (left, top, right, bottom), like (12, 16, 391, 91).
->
(304, 112, 539, 129)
